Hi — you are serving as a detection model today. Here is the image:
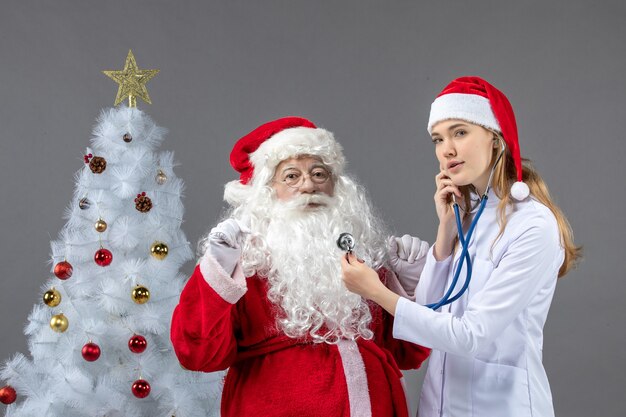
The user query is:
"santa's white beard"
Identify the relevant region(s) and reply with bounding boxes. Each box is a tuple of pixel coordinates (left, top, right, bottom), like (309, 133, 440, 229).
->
(241, 192, 378, 344)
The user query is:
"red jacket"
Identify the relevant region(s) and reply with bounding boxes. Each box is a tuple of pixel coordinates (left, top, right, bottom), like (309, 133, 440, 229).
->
(171, 254, 430, 417)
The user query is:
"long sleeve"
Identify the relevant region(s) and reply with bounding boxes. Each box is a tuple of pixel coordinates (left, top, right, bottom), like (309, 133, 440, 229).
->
(170, 253, 247, 372)
(393, 215, 563, 357)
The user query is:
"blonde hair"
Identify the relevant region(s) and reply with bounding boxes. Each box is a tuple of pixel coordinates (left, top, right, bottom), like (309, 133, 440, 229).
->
(458, 131, 582, 278)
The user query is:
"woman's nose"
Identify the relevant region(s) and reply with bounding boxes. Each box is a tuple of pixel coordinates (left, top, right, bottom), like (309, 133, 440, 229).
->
(442, 140, 456, 157)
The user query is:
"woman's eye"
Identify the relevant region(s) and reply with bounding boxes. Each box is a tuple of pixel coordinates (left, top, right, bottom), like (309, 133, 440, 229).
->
(432, 137, 442, 144)
(454, 130, 467, 137)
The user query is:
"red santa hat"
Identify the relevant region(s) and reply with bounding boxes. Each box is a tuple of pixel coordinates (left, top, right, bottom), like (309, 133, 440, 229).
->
(427, 76, 529, 201)
(224, 117, 345, 205)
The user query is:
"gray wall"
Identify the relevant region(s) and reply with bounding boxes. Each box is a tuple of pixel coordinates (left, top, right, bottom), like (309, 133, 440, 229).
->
(1, 1, 624, 415)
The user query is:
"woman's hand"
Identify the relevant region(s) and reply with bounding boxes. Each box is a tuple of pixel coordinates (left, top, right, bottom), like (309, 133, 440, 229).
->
(340, 253, 400, 316)
(434, 171, 462, 224)
(434, 171, 461, 260)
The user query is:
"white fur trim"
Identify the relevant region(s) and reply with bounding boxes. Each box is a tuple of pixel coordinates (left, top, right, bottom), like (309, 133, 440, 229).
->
(510, 181, 530, 201)
(249, 127, 345, 178)
(224, 180, 251, 206)
(428, 93, 500, 133)
(199, 252, 247, 304)
(337, 340, 372, 417)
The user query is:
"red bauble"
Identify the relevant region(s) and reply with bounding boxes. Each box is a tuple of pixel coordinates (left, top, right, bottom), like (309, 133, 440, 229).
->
(53, 261, 73, 280)
(81, 342, 101, 362)
(94, 248, 113, 267)
(128, 335, 147, 354)
(0, 385, 16, 405)
(131, 379, 151, 398)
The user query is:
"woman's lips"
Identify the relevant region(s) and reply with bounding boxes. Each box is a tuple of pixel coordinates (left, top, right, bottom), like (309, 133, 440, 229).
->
(447, 161, 464, 172)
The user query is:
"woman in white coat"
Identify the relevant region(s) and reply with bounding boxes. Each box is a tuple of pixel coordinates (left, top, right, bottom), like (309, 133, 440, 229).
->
(341, 76, 581, 417)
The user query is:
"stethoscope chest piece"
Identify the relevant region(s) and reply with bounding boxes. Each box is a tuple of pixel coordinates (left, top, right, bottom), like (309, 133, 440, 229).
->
(337, 232, 355, 254)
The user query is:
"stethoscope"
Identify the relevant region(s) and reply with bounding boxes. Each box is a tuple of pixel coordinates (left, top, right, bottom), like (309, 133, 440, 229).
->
(424, 137, 507, 309)
(336, 137, 507, 310)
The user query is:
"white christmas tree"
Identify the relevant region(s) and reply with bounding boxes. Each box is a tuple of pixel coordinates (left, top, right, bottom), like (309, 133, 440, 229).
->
(0, 51, 223, 417)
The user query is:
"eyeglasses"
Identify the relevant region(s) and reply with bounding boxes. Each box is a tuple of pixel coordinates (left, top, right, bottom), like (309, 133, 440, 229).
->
(275, 167, 332, 189)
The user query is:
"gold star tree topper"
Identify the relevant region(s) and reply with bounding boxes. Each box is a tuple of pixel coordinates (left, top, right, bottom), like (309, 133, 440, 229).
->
(103, 50, 159, 107)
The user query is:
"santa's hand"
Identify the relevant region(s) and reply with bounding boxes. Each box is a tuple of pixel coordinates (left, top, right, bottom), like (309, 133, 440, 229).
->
(209, 218, 248, 248)
(387, 235, 429, 296)
(234, 215, 252, 236)
(207, 218, 248, 275)
(340, 253, 385, 300)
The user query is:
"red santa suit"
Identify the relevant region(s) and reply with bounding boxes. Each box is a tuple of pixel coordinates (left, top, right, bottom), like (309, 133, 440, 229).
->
(171, 252, 430, 417)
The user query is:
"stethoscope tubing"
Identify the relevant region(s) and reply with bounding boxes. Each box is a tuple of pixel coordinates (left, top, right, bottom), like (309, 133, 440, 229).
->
(425, 136, 505, 310)
(425, 196, 487, 310)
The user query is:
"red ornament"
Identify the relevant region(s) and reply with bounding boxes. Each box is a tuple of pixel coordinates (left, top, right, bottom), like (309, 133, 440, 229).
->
(128, 335, 147, 354)
(131, 379, 151, 398)
(94, 248, 113, 267)
(53, 261, 73, 280)
(0, 385, 16, 405)
(81, 342, 101, 362)
(83, 153, 93, 164)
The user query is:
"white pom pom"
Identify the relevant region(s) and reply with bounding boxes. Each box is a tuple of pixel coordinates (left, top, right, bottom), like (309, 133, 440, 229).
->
(511, 181, 530, 201)
(224, 180, 252, 206)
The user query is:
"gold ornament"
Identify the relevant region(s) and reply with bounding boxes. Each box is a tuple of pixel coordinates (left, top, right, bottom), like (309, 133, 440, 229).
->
(132, 285, 150, 304)
(95, 219, 108, 233)
(155, 169, 167, 185)
(103, 50, 159, 107)
(50, 313, 69, 332)
(150, 241, 168, 260)
(43, 288, 62, 307)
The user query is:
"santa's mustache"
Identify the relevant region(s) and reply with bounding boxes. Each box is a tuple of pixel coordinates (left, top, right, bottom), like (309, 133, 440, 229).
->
(276, 193, 335, 211)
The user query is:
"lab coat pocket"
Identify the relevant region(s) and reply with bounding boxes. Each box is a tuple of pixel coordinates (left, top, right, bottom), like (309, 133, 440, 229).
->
(472, 359, 531, 417)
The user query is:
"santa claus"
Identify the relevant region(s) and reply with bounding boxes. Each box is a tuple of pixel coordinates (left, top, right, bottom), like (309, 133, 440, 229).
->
(171, 117, 430, 417)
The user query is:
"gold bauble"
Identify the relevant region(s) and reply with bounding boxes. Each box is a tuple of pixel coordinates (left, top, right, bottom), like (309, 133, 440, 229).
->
(43, 288, 62, 307)
(50, 313, 69, 332)
(155, 169, 167, 185)
(95, 219, 108, 233)
(150, 241, 168, 260)
(132, 285, 150, 304)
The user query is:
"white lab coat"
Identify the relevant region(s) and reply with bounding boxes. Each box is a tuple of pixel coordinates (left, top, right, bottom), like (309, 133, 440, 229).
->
(393, 190, 564, 417)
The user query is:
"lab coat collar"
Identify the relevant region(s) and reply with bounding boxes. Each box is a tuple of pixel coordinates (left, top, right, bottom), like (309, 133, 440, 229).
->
(468, 188, 500, 213)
